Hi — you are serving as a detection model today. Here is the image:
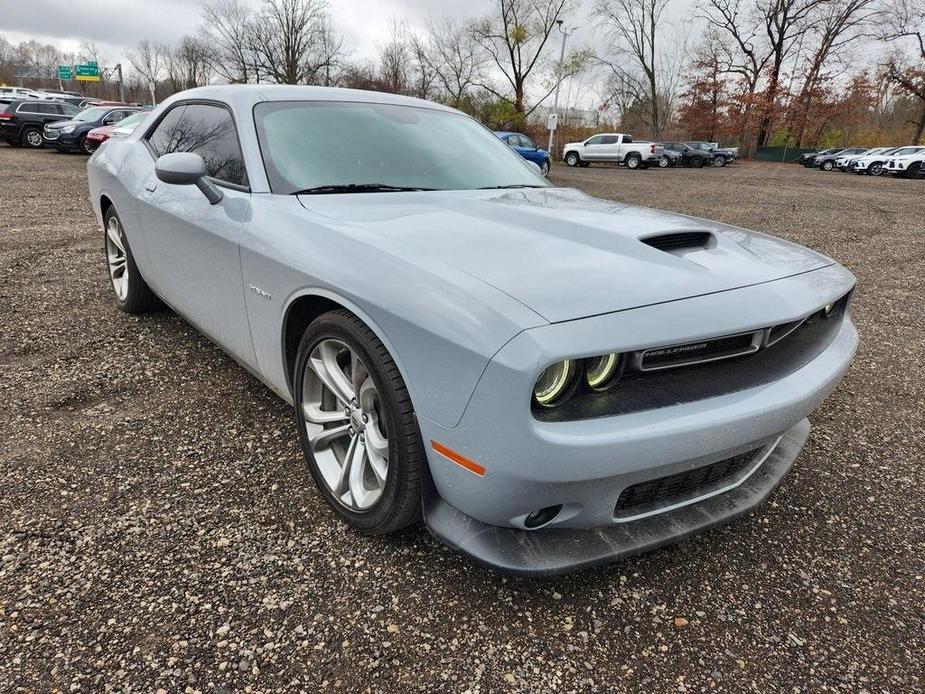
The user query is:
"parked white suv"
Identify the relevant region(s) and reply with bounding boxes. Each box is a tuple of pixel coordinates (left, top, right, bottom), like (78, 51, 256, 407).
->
(562, 133, 664, 169)
(885, 147, 925, 178)
(849, 147, 900, 176)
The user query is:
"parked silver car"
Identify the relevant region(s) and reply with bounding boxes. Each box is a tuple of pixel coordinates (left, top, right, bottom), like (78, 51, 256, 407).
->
(87, 86, 858, 575)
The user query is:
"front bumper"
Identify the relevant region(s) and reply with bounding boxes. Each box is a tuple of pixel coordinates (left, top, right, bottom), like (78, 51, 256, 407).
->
(418, 265, 857, 571)
(424, 418, 809, 575)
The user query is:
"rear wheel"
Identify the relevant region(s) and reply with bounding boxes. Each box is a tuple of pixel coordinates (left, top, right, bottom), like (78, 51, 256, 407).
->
(625, 153, 641, 169)
(564, 151, 580, 167)
(22, 126, 44, 149)
(294, 310, 423, 534)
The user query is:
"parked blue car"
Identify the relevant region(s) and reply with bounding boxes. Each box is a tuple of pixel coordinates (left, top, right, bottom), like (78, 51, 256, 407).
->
(495, 131, 550, 176)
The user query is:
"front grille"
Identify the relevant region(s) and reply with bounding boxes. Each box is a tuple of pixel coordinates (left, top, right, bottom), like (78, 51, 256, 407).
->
(615, 448, 762, 517)
(641, 231, 712, 253)
(639, 331, 759, 370)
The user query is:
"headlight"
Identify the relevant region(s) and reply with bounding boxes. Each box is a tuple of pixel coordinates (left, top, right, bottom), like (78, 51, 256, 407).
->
(61, 125, 75, 134)
(585, 353, 622, 391)
(533, 360, 576, 407)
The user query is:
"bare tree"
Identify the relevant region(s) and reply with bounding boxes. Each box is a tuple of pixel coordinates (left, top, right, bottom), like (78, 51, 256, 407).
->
(200, 0, 261, 82)
(790, 0, 876, 145)
(878, 0, 925, 143)
(127, 39, 168, 104)
(166, 36, 214, 92)
(416, 19, 486, 109)
(469, 0, 578, 117)
(248, 0, 343, 84)
(595, 0, 675, 137)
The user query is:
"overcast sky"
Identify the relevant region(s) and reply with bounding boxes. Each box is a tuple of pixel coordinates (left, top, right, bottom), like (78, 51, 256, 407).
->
(0, 0, 606, 69)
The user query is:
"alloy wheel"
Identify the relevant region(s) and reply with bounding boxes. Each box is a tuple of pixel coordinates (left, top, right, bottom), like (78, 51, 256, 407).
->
(659, 156, 669, 168)
(869, 164, 883, 176)
(301, 339, 389, 512)
(25, 130, 43, 147)
(105, 215, 129, 301)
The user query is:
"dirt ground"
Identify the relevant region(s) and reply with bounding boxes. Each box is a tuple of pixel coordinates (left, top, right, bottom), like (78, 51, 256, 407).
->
(1, 147, 923, 693)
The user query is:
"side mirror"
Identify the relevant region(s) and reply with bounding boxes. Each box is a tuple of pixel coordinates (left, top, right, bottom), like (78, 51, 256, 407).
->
(155, 152, 223, 204)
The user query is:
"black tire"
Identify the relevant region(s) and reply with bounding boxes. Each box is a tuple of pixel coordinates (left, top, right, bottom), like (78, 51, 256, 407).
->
(713, 156, 727, 167)
(625, 153, 641, 169)
(22, 126, 44, 149)
(691, 157, 705, 169)
(821, 160, 834, 171)
(78, 134, 93, 155)
(293, 310, 424, 535)
(564, 151, 580, 167)
(908, 162, 922, 179)
(103, 206, 160, 314)
(540, 159, 550, 176)
(869, 162, 884, 176)
(658, 155, 670, 168)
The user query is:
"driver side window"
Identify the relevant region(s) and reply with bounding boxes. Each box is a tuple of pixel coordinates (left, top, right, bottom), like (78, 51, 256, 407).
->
(585, 135, 605, 145)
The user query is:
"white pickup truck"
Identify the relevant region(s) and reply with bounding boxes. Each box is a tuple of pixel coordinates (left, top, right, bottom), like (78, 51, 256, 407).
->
(562, 133, 664, 170)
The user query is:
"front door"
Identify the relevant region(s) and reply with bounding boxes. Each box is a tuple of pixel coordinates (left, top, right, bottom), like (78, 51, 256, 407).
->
(136, 101, 257, 368)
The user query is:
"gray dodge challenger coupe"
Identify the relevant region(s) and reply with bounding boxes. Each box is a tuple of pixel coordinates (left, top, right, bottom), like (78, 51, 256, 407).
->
(87, 85, 858, 575)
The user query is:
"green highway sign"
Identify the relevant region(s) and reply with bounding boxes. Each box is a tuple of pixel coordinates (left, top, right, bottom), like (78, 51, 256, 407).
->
(75, 62, 100, 82)
(58, 65, 72, 80)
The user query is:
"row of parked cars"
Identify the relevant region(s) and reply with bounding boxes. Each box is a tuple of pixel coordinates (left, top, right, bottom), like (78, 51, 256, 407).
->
(0, 88, 149, 154)
(798, 145, 925, 178)
(494, 131, 738, 175)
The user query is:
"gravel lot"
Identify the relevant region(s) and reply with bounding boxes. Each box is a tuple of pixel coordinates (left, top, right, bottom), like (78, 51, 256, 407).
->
(1, 147, 922, 693)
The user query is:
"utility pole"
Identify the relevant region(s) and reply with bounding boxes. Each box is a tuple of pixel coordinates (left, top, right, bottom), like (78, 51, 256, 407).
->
(547, 21, 576, 161)
(115, 63, 125, 103)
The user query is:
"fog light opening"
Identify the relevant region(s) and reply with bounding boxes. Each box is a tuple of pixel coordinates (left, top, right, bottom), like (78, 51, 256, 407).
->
(523, 505, 563, 529)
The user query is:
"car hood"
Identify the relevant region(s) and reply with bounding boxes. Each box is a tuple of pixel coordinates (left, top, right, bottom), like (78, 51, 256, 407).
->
(298, 187, 833, 323)
(45, 119, 87, 130)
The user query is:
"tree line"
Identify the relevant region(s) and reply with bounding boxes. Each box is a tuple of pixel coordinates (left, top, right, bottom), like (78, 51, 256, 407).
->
(1, 0, 922, 150)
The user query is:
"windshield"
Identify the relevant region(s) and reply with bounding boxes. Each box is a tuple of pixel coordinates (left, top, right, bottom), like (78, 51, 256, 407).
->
(75, 107, 107, 122)
(254, 101, 549, 194)
(116, 111, 146, 128)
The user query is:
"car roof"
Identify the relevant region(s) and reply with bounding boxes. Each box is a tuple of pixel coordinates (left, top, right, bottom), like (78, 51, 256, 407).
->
(164, 84, 460, 114)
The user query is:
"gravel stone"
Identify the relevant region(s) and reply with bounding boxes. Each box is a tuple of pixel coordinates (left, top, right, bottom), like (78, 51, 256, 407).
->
(0, 149, 922, 692)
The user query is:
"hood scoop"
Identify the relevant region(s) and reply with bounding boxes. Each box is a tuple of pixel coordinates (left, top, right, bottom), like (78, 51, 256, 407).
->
(641, 231, 714, 254)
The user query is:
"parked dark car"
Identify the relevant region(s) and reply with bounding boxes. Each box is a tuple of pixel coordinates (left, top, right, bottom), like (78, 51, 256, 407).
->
(43, 105, 142, 154)
(661, 142, 713, 168)
(657, 148, 683, 167)
(814, 147, 866, 171)
(798, 148, 839, 166)
(0, 99, 81, 148)
(685, 141, 737, 165)
(495, 131, 551, 176)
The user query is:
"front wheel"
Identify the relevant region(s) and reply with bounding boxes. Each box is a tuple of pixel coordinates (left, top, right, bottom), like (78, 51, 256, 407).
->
(294, 310, 424, 535)
(658, 155, 670, 168)
(713, 156, 727, 167)
(691, 157, 705, 168)
(22, 126, 44, 149)
(564, 152, 580, 167)
(103, 207, 160, 313)
(540, 159, 550, 176)
(821, 160, 834, 171)
(869, 163, 884, 176)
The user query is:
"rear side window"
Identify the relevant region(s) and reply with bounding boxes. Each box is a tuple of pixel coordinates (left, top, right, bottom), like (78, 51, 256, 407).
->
(171, 104, 248, 187)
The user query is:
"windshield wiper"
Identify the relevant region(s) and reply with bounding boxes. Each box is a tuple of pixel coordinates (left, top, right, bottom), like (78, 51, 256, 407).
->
(477, 184, 546, 189)
(292, 183, 438, 195)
